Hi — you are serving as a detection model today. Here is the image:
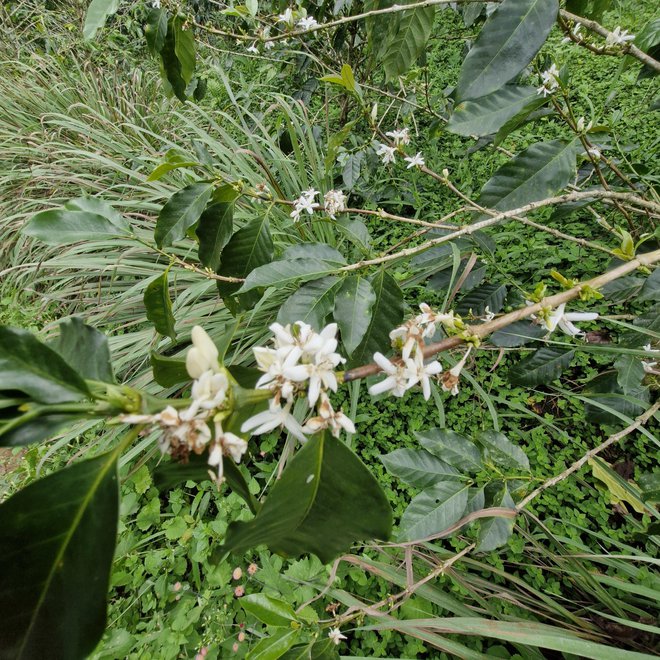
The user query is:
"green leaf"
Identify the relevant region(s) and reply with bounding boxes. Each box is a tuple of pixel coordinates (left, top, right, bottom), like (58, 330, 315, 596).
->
(448, 86, 544, 137)
(0, 449, 119, 659)
(174, 15, 195, 85)
(277, 277, 342, 330)
(614, 355, 646, 395)
(0, 411, 83, 448)
(476, 431, 530, 471)
(150, 352, 189, 387)
(217, 216, 274, 301)
(159, 15, 193, 101)
(223, 433, 391, 563)
(247, 628, 301, 660)
(342, 152, 365, 189)
(457, 283, 507, 316)
(196, 201, 233, 271)
(490, 320, 546, 347)
(508, 347, 574, 386)
(155, 182, 214, 248)
(600, 276, 645, 303)
(0, 327, 90, 404)
(282, 244, 347, 265)
(23, 209, 128, 245)
(566, 0, 612, 21)
(380, 448, 461, 488)
(477, 140, 581, 214)
(241, 594, 299, 627)
(348, 270, 404, 368)
(147, 160, 198, 182)
(145, 8, 169, 55)
(382, 3, 435, 82)
(238, 259, 338, 294)
(335, 217, 371, 252)
(398, 482, 470, 542)
(280, 639, 340, 660)
(144, 271, 176, 340)
(50, 317, 114, 383)
(455, 0, 559, 101)
(64, 197, 129, 232)
(639, 267, 660, 302)
(333, 276, 377, 356)
(416, 429, 483, 473)
(83, 0, 121, 40)
(584, 372, 649, 425)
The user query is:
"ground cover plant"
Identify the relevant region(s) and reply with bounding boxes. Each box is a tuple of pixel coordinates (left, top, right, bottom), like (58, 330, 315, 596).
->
(0, 0, 659, 657)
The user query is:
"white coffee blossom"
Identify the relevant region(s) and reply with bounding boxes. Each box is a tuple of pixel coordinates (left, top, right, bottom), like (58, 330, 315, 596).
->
(531, 303, 599, 336)
(297, 16, 318, 30)
(264, 40, 275, 50)
(277, 8, 294, 24)
(562, 22, 582, 43)
(328, 628, 347, 645)
(606, 26, 635, 46)
(324, 189, 347, 219)
(537, 63, 560, 97)
(404, 152, 425, 169)
(186, 325, 221, 378)
(376, 143, 397, 165)
(241, 399, 307, 442)
(440, 347, 472, 396)
(368, 352, 413, 397)
(303, 392, 356, 437)
(588, 146, 602, 160)
(290, 188, 320, 222)
(385, 127, 411, 146)
(246, 43, 259, 54)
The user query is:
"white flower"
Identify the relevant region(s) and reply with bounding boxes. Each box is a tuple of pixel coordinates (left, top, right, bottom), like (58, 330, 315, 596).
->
(304, 352, 341, 407)
(297, 16, 318, 30)
(290, 189, 320, 222)
(152, 0, 161, 8)
(541, 303, 599, 336)
(385, 128, 410, 146)
(376, 143, 397, 165)
(254, 345, 306, 392)
(440, 347, 472, 396)
(483, 306, 495, 322)
(241, 400, 307, 442)
(642, 360, 658, 373)
(264, 40, 275, 50)
(404, 152, 425, 169)
(246, 43, 259, 54)
(405, 353, 443, 401)
(606, 26, 635, 46)
(185, 370, 229, 418)
(303, 392, 355, 437)
(277, 8, 294, 24)
(324, 189, 347, 219)
(588, 147, 601, 160)
(208, 423, 248, 482)
(368, 352, 414, 397)
(562, 22, 582, 43)
(328, 628, 347, 645)
(186, 326, 220, 379)
(537, 63, 560, 97)
(643, 344, 660, 354)
(390, 320, 424, 361)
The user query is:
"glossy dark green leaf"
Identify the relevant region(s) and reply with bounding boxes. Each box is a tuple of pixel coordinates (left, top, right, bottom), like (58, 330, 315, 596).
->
(174, 15, 195, 85)
(600, 276, 645, 303)
(380, 448, 461, 488)
(478, 140, 581, 214)
(348, 270, 404, 368)
(280, 639, 340, 660)
(155, 182, 213, 248)
(0, 326, 90, 404)
(145, 8, 169, 54)
(490, 320, 546, 347)
(333, 275, 377, 356)
(241, 594, 299, 627)
(223, 433, 391, 563)
(457, 283, 507, 316)
(144, 271, 176, 340)
(0, 412, 83, 448)
(217, 216, 274, 301)
(476, 431, 530, 471)
(476, 486, 516, 552)
(614, 355, 646, 395)
(150, 352, 189, 387)
(335, 217, 371, 252)
(416, 429, 483, 473)
(455, 0, 559, 101)
(639, 267, 660, 302)
(584, 372, 649, 425)
(398, 482, 470, 542)
(277, 277, 341, 330)
(282, 244, 347, 265)
(196, 201, 233, 271)
(247, 628, 301, 660)
(83, 0, 120, 40)
(0, 450, 119, 659)
(381, 2, 434, 82)
(566, 0, 612, 21)
(448, 86, 544, 137)
(238, 259, 338, 294)
(508, 347, 575, 386)
(342, 151, 365, 189)
(50, 317, 114, 383)
(23, 210, 128, 245)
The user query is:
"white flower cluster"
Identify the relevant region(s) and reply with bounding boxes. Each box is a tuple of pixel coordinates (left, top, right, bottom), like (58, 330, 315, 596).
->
(537, 63, 560, 97)
(120, 327, 247, 483)
(385, 127, 410, 146)
(277, 8, 318, 31)
(290, 188, 347, 221)
(606, 26, 635, 46)
(368, 303, 470, 399)
(241, 322, 355, 440)
(297, 16, 318, 30)
(376, 129, 424, 168)
(642, 344, 659, 374)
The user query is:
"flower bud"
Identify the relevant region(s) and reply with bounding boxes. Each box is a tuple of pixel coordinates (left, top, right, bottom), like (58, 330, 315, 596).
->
(186, 326, 220, 378)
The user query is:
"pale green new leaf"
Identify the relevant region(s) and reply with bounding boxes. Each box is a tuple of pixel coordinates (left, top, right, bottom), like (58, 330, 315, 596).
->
(23, 210, 128, 245)
(398, 482, 470, 541)
(455, 0, 559, 101)
(333, 276, 377, 355)
(448, 86, 545, 137)
(477, 140, 581, 214)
